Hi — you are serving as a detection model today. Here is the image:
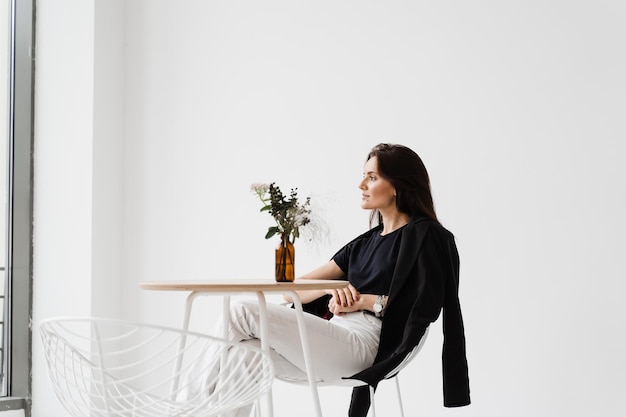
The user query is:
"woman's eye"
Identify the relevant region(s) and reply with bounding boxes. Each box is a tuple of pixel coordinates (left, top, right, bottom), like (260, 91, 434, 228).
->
(369, 176, 376, 181)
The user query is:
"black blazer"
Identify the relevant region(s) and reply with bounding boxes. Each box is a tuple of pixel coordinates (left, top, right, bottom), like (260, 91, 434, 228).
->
(343, 215, 471, 416)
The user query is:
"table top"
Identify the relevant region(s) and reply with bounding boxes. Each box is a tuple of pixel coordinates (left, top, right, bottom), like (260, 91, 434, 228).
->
(138, 279, 348, 293)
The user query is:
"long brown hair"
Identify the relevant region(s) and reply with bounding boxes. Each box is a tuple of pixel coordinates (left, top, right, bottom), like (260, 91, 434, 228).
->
(367, 143, 438, 226)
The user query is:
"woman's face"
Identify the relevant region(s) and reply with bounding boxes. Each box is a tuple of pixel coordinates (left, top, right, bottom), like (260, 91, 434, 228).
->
(359, 156, 397, 212)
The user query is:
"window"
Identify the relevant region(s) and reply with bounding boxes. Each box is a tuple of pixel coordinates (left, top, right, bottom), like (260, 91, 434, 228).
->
(0, 0, 10, 396)
(1, 0, 35, 413)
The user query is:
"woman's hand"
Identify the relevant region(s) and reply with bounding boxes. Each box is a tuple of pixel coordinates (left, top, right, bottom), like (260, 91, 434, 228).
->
(327, 284, 361, 316)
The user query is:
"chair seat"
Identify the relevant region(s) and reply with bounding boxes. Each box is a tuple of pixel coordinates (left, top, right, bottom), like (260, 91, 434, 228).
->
(276, 375, 367, 387)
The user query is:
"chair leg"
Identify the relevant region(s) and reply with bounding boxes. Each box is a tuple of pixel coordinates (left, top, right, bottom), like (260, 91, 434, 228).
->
(252, 398, 262, 417)
(394, 376, 405, 417)
(369, 385, 376, 417)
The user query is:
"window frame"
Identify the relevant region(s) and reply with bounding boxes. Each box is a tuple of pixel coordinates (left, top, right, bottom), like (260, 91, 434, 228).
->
(1, 0, 35, 414)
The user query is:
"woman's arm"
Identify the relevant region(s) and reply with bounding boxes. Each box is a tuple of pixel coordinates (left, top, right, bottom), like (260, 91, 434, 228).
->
(283, 260, 346, 304)
(329, 293, 387, 317)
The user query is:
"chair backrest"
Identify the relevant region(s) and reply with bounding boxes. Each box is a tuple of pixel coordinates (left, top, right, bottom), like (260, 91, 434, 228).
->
(383, 326, 430, 380)
(39, 317, 274, 417)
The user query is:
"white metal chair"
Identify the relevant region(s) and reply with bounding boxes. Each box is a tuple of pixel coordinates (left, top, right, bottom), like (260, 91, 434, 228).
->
(276, 326, 429, 417)
(39, 317, 274, 417)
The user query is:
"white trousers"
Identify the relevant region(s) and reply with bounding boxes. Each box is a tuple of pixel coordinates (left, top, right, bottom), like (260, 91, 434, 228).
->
(223, 299, 382, 383)
(211, 299, 382, 417)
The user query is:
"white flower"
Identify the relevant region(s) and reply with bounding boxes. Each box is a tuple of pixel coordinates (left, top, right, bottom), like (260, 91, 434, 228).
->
(250, 183, 270, 195)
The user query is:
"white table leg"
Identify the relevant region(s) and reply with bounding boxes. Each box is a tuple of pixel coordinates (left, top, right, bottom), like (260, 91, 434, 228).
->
(255, 293, 274, 417)
(222, 295, 230, 340)
(171, 291, 201, 396)
(285, 290, 323, 417)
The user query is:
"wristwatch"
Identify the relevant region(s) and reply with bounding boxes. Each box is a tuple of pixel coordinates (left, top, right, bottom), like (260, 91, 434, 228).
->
(373, 295, 385, 318)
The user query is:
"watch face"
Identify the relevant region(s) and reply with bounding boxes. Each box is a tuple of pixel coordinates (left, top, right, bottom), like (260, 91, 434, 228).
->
(373, 302, 382, 313)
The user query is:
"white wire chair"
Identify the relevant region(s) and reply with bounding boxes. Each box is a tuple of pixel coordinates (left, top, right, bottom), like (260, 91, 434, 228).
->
(276, 326, 429, 417)
(39, 317, 274, 417)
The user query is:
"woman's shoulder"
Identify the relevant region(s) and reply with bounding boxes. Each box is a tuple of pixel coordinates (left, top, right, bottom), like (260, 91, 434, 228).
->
(409, 216, 455, 241)
(334, 224, 382, 253)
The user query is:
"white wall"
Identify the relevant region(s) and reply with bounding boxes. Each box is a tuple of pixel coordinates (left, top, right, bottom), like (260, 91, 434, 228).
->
(32, 0, 95, 415)
(29, 1, 626, 416)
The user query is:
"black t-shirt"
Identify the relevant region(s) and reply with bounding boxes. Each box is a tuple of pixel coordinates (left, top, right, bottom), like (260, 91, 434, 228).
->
(332, 225, 405, 295)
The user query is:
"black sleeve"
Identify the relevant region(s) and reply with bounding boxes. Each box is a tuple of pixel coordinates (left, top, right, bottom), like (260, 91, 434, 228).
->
(331, 243, 351, 274)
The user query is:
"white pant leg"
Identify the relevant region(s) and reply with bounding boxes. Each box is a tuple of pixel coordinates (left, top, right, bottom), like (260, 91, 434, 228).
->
(222, 299, 382, 383)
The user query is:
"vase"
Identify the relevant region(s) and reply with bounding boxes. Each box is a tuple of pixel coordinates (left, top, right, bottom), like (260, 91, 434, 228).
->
(275, 237, 295, 282)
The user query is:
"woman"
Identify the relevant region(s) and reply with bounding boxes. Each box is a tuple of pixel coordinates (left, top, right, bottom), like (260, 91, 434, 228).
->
(198, 143, 470, 416)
